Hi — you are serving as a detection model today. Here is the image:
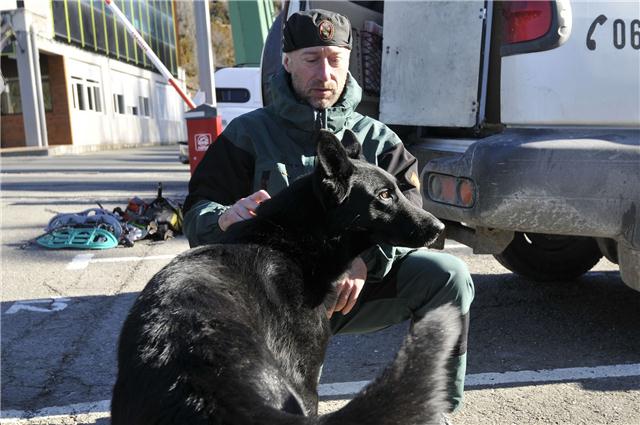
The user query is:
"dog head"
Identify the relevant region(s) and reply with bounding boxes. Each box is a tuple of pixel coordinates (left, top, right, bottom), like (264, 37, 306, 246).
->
(313, 130, 444, 248)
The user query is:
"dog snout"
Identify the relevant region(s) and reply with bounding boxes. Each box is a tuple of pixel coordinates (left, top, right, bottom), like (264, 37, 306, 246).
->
(420, 214, 445, 247)
(432, 217, 445, 236)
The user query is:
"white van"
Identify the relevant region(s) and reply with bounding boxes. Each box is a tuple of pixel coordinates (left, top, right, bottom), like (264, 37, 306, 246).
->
(179, 66, 262, 163)
(261, 1, 640, 291)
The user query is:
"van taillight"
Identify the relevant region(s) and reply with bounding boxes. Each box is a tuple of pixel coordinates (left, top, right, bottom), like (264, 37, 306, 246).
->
(503, 1, 553, 44)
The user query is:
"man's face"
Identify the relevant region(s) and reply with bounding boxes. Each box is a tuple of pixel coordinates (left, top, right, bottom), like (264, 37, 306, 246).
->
(283, 46, 350, 110)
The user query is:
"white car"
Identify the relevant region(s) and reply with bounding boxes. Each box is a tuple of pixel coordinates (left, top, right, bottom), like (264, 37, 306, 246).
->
(179, 67, 262, 163)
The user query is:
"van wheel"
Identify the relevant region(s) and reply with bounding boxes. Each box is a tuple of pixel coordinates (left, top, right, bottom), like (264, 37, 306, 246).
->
(494, 233, 602, 281)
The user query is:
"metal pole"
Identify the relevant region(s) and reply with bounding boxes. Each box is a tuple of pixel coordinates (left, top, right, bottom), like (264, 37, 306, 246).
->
(14, 11, 43, 147)
(104, 0, 195, 109)
(30, 27, 48, 147)
(193, 0, 217, 106)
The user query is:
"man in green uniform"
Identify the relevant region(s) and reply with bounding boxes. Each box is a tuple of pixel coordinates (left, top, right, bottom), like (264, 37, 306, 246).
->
(183, 9, 474, 422)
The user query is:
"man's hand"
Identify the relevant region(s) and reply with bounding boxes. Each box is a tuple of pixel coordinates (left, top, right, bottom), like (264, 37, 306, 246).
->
(327, 257, 367, 318)
(218, 190, 271, 231)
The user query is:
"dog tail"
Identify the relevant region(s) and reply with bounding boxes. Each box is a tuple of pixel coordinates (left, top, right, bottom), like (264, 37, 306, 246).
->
(316, 303, 462, 425)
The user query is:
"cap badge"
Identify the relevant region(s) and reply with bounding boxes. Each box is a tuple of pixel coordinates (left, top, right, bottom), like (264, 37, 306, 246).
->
(318, 20, 335, 41)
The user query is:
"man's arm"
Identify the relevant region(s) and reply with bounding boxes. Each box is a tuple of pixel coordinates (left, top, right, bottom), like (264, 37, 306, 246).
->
(328, 256, 367, 318)
(182, 133, 255, 247)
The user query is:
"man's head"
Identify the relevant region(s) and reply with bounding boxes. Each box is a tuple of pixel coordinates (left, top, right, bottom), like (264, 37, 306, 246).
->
(282, 9, 352, 110)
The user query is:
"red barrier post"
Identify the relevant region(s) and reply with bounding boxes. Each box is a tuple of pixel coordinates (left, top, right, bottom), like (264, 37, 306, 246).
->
(184, 104, 222, 174)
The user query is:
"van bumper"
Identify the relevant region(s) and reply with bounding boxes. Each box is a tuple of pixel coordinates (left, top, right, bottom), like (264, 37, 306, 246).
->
(412, 128, 640, 288)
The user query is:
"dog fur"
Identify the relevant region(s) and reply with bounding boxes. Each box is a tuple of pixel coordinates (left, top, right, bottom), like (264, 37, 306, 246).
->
(111, 130, 461, 425)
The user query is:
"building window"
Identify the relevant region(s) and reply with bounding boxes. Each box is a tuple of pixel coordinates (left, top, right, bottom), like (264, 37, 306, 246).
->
(86, 79, 102, 112)
(52, 0, 179, 76)
(42, 79, 53, 112)
(139, 96, 150, 116)
(113, 94, 125, 114)
(0, 78, 23, 114)
(72, 80, 86, 110)
(71, 76, 103, 112)
(87, 85, 95, 111)
(71, 78, 83, 111)
(1, 77, 53, 115)
(216, 88, 251, 103)
(92, 86, 103, 112)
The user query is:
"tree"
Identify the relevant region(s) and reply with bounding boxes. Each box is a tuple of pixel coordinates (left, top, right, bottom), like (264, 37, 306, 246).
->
(209, 1, 236, 68)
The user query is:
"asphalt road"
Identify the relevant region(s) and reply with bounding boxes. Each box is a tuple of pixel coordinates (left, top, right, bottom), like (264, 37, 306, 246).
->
(1, 145, 639, 424)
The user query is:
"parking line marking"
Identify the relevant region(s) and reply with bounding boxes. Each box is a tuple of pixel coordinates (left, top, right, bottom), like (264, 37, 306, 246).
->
(90, 254, 177, 264)
(444, 241, 467, 250)
(66, 254, 95, 270)
(65, 245, 468, 272)
(66, 254, 176, 270)
(3, 363, 639, 420)
(320, 363, 640, 396)
(318, 363, 640, 396)
(319, 380, 370, 397)
(463, 363, 640, 387)
(1, 400, 110, 422)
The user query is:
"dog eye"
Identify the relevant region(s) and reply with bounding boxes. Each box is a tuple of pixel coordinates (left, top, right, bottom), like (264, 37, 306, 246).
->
(378, 190, 393, 201)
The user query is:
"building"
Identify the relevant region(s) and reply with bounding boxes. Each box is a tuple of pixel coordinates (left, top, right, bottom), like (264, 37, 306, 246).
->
(0, 0, 187, 152)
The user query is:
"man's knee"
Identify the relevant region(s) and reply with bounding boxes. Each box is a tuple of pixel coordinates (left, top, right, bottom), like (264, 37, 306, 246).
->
(398, 251, 474, 315)
(440, 253, 474, 314)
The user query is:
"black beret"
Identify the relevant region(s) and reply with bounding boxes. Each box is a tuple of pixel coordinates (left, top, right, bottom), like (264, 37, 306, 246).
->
(282, 9, 352, 53)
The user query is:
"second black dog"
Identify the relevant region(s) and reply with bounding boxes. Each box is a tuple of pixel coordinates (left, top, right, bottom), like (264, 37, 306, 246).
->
(111, 130, 460, 425)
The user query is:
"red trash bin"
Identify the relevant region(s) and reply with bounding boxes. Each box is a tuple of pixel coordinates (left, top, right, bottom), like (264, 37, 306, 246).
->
(184, 104, 223, 174)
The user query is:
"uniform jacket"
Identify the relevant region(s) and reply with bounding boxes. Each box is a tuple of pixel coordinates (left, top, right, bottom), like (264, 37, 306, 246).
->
(183, 68, 422, 280)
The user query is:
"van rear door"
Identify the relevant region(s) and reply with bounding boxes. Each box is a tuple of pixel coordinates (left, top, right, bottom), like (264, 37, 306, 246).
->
(379, 1, 490, 128)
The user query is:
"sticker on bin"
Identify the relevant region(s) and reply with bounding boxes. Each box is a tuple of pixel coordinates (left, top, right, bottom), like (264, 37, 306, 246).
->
(195, 133, 212, 151)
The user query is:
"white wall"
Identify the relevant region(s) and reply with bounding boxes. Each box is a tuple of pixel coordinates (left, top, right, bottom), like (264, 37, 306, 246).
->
(34, 31, 186, 148)
(64, 50, 187, 147)
(24, 0, 50, 17)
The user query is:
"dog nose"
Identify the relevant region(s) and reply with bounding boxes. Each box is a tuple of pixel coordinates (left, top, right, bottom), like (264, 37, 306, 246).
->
(434, 219, 445, 234)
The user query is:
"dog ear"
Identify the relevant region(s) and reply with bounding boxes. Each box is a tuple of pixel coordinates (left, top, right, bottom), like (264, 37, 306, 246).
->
(341, 129, 364, 160)
(314, 130, 354, 206)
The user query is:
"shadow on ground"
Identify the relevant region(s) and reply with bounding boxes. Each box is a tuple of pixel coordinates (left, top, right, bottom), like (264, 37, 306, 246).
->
(2, 269, 639, 415)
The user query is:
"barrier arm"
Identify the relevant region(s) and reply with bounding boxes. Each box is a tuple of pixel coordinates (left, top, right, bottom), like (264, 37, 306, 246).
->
(104, 0, 196, 109)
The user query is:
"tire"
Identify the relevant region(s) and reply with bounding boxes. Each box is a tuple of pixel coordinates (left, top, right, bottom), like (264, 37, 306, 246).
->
(494, 233, 602, 281)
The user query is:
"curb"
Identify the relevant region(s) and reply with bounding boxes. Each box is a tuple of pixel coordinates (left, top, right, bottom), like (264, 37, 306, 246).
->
(0, 141, 181, 158)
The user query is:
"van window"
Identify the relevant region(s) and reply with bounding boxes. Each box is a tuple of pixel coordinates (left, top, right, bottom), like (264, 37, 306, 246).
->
(216, 88, 250, 103)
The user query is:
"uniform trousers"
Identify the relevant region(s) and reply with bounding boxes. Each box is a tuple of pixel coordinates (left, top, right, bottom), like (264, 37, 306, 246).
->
(329, 248, 474, 412)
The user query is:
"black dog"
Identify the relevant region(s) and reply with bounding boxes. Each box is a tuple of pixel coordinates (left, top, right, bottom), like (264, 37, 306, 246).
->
(111, 130, 461, 425)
